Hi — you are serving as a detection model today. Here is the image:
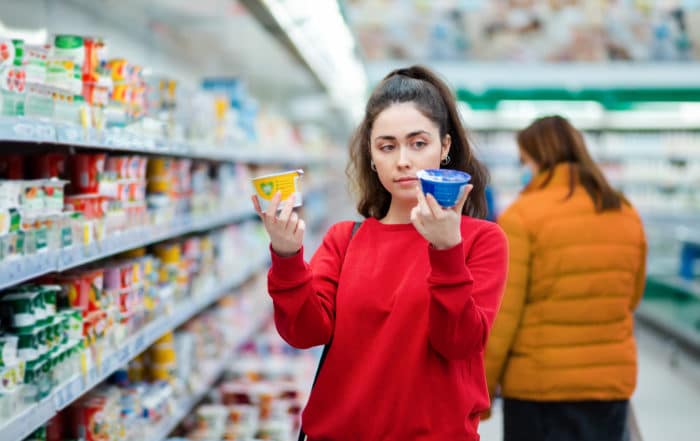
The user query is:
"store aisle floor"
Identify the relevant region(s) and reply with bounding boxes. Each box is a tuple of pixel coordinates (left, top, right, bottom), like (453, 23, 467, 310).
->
(478, 325, 700, 441)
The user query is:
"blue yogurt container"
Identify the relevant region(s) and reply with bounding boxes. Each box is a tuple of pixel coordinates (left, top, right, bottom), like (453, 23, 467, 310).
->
(417, 169, 472, 208)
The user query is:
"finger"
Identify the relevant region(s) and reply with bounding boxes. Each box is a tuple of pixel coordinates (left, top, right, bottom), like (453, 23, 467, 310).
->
(453, 184, 473, 214)
(410, 205, 420, 224)
(411, 207, 428, 238)
(278, 195, 295, 225)
(410, 206, 424, 231)
(425, 193, 446, 218)
(294, 219, 306, 241)
(265, 191, 282, 218)
(416, 187, 436, 218)
(288, 212, 299, 232)
(251, 195, 264, 218)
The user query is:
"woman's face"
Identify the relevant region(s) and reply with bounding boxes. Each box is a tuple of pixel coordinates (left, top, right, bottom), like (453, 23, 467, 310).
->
(369, 102, 450, 205)
(519, 147, 540, 174)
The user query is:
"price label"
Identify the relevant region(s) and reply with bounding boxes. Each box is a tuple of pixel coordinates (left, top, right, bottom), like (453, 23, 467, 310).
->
(101, 352, 115, 374)
(12, 122, 34, 139)
(54, 377, 81, 409)
(56, 125, 81, 143)
(35, 124, 56, 140)
(134, 332, 146, 352)
(116, 344, 130, 366)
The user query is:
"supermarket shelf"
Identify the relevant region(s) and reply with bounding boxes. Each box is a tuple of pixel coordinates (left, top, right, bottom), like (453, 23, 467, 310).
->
(0, 255, 270, 441)
(150, 305, 273, 440)
(636, 302, 700, 357)
(464, 111, 700, 131)
(0, 208, 257, 291)
(652, 275, 700, 301)
(0, 117, 328, 166)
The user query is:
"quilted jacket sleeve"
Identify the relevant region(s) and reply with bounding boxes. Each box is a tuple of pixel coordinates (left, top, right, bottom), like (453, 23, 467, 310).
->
(629, 213, 648, 311)
(485, 206, 531, 396)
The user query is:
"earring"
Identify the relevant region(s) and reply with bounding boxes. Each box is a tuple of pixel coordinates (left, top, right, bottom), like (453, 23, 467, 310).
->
(370, 161, 377, 172)
(441, 155, 451, 165)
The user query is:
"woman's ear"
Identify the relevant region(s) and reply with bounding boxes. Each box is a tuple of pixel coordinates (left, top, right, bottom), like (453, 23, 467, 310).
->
(441, 134, 452, 161)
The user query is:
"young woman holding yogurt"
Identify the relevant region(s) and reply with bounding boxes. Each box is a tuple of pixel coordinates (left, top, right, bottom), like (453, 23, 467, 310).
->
(252, 65, 508, 441)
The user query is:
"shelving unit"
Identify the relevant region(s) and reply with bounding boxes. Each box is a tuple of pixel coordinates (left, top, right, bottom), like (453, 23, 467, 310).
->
(0, 1, 351, 439)
(0, 254, 270, 441)
(0, 208, 257, 291)
(148, 304, 272, 441)
(0, 117, 329, 166)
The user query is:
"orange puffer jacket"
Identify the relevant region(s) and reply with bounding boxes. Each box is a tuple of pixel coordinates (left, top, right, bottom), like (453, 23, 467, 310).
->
(485, 163, 647, 402)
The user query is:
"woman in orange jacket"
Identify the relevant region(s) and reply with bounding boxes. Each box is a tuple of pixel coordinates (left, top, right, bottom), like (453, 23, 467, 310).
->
(485, 116, 647, 441)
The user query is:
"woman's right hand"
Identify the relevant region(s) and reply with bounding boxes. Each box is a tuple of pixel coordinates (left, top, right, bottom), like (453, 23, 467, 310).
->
(252, 192, 305, 257)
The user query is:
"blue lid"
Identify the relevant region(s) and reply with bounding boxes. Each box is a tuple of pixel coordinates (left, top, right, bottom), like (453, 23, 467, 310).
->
(417, 169, 471, 183)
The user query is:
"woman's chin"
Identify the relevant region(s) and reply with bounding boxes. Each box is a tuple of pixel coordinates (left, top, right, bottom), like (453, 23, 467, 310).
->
(390, 190, 419, 205)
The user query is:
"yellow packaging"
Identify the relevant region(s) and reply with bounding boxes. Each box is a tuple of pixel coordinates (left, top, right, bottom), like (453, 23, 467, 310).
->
(148, 158, 170, 176)
(147, 177, 171, 194)
(154, 243, 180, 264)
(155, 332, 174, 344)
(150, 362, 176, 381)
(150, 348, 176, 364)
(251, 169, 303, 210)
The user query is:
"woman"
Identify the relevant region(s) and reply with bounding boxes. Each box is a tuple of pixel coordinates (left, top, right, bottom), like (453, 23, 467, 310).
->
(252, 66, 508, 440)
(485, 116, 647, 441)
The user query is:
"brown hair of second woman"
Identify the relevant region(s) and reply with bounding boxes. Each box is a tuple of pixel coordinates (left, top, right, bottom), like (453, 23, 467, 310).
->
(346, 65, 490, 219)
(517, 115, 626, 212)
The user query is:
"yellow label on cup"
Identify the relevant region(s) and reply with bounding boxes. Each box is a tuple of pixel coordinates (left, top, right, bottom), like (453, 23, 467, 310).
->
(251, 169, 304, 208)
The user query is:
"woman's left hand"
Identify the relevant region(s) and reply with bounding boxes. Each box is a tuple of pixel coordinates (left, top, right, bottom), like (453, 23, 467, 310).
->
(410, 184, 473, 250)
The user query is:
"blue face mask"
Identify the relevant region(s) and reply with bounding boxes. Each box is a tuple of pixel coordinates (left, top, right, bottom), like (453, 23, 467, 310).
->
(520, 165, 533, 188)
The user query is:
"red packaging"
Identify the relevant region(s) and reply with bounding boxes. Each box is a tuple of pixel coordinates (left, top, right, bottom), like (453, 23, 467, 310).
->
(138, 157, 148, 179)
(75, 397, 108, 441)
(127, 181, 146, 202)
(33, 153, 67, 179)
(105, 156, 129, 179)
(82, 38, 98, 81)
(70, 153, 106, 194)
(116, 181, 129, 202)
(127, 156, 141, 179)
(56, 276, 90, 315)
(82, 269, 104, 312)
(46, 410, 65, 441)
(0, 154, 24, 179)
(65, 194, 104, 219)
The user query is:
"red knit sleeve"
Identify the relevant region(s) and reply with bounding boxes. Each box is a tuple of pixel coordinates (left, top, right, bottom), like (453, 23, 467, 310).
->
(427, 220, 508, 360)
(267, 222, 354, 349)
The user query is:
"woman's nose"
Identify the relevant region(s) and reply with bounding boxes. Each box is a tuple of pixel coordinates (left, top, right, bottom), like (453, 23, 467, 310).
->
(397, 146, 411, 168)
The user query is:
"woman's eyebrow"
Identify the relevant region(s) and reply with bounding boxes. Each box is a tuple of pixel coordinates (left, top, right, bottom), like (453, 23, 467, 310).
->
(406, 130, 431, 138)
(374, 130, 432, 143)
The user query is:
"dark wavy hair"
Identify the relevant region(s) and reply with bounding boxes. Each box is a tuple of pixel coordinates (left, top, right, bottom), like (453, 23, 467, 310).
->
(346, 65, 489, 219)
(518, 115, 627, 212)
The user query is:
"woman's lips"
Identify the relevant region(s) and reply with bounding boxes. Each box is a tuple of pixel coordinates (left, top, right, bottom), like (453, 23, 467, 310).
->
(395, 177, 418, 187)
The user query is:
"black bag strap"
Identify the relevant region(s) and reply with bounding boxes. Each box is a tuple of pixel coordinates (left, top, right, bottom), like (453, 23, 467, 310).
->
(298, 221, 361, 441)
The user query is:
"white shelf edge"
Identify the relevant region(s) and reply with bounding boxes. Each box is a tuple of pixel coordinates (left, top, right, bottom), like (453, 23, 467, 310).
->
(150, 305, 273, 440)
(636, 303, 700, 352)
(0, 117, 328, 165)
(0, 256, 271, 441)
(0, 208, 256, 291)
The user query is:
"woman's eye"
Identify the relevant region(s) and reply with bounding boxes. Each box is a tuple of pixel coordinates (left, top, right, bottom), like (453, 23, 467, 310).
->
(412, 141, 427, 149)
(380, 144, 394, 151)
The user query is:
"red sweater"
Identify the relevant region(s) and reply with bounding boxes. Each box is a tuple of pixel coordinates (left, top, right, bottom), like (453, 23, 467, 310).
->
(268, 216, 508, 441)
